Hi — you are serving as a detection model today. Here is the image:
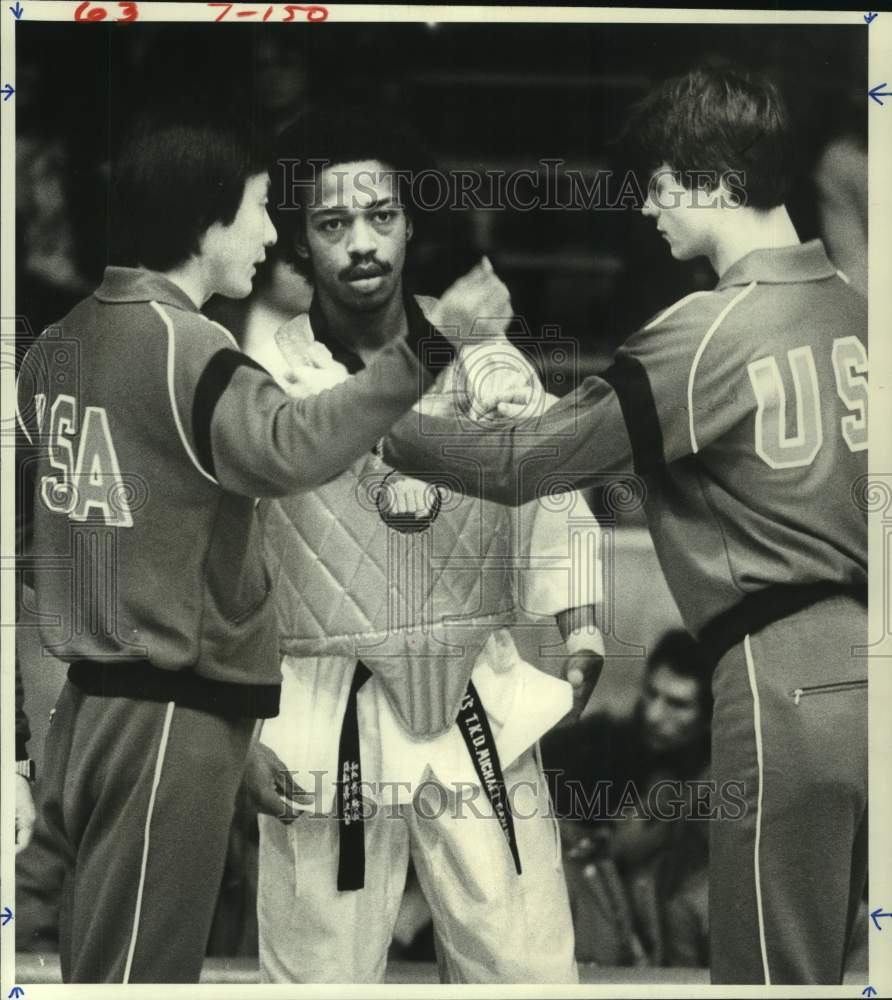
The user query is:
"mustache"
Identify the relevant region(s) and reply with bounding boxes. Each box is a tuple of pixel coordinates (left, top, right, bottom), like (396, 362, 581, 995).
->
(339, 259, 392, 282)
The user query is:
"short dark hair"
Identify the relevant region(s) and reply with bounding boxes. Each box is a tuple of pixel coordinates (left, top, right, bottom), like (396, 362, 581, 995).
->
(270, 105, 433, 280)
(646, 630, 713, 719)
(112, 105, 271, 272)
(622, 66, 793, 209)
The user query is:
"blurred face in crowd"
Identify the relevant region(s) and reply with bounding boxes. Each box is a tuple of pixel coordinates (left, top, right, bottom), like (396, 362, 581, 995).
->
(255, 34, 308, 114)
(300, 159, 411, 313)
(201, 172, 277, 299)
(641, 163, 730, 262)
(640, 663, 704, 754)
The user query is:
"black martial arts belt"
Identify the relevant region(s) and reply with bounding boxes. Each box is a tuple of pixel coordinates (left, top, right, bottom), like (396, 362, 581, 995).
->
(336, 660, 372, 892)
(336, 670, 522, 892)
(456, 680, 523, 876)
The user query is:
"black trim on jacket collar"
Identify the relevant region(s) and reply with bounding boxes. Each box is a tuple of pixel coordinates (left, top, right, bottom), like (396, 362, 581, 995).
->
(309, 290, 430, 374)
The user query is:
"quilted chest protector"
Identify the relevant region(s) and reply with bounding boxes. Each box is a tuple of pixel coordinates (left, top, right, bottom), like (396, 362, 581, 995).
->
(260, 452, 516, 737)
(259, 293, 528, 737)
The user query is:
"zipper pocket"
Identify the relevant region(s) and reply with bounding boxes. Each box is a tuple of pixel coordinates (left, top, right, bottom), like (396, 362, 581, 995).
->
(790, 679, 867, 706)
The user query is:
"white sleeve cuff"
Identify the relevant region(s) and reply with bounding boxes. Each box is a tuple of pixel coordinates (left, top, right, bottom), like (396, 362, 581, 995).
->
(564, 626, 605, 657)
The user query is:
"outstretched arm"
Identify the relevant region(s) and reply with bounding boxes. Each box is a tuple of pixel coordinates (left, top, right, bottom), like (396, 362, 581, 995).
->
(383, 372, 632, 508)
(384, 288, 757, 506)
(206, 257, 512, 496)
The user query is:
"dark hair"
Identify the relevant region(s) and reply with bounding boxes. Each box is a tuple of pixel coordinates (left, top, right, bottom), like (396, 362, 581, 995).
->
(112, 105, 271, 271)
(646, 630, 713, 719)
(622, 66, 793, 209)
(269, 105, 434, 280)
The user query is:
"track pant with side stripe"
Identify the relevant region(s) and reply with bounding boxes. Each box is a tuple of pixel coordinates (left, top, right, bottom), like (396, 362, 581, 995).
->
(40, 681, 254, 983)
(709, 595, 868, 985)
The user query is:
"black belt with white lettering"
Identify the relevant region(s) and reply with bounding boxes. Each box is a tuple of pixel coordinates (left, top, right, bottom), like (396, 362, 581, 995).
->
(336, 671, 522, 892)
(336, 660, 372, 892)
(456, 680, 522, 875)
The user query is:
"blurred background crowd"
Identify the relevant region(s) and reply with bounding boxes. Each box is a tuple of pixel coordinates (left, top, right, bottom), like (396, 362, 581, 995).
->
(15, 16, 868, 976)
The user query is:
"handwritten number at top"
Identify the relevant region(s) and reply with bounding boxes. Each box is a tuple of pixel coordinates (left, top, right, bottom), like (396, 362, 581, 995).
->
(74, 1, 139, 21)
(209, 3, 328, 21)
(73, 3, 328, 23)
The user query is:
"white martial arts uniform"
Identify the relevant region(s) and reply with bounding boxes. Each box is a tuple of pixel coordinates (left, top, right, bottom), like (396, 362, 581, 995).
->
(253, 297, 601, 983)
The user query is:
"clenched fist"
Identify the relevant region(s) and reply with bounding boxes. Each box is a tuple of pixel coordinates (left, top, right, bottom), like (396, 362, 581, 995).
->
(274, 317, 350, 398)
(455, 340, 541, 425)
(428, 257, 513, 345)
(556, 608, 606, 725)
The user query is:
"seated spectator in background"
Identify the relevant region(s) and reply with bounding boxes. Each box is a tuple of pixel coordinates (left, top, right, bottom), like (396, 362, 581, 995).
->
(541, 631, 712, 967)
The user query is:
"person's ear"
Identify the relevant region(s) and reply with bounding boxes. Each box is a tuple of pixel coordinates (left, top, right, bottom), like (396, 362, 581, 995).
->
(406, 215, 414, 242)
(197, 221, 222, 256)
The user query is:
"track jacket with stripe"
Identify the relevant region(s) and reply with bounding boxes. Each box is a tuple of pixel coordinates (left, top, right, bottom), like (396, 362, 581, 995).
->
(384, 241, 868, 655)
(16, 267, 451, 717)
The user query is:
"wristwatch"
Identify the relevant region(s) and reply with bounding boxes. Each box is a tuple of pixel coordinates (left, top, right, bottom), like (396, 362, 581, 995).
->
(15, 759, 35, 782)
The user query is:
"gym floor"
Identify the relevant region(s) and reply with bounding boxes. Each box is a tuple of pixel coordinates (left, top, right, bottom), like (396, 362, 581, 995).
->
(15, 954, 869, 985)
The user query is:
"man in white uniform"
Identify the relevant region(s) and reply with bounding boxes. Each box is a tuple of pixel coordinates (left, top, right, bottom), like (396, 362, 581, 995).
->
(246, 109, 605, 984)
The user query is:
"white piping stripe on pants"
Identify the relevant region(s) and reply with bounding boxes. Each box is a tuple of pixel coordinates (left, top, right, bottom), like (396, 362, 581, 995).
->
(122, 700, 176, 983)
(743, 635, 771, 985)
